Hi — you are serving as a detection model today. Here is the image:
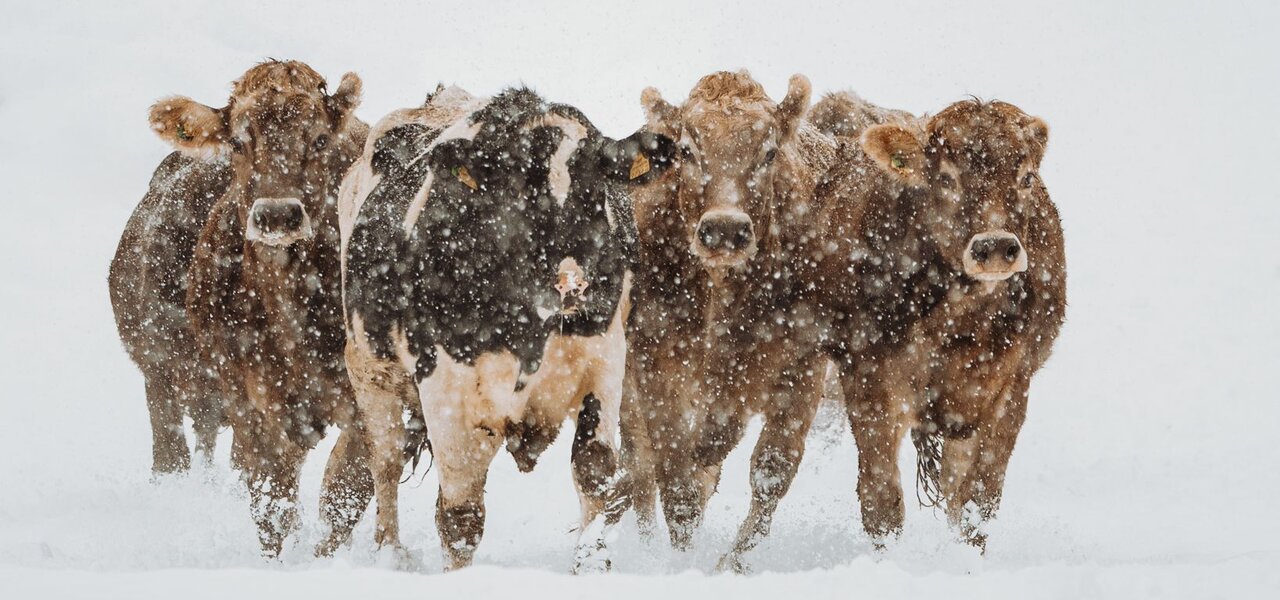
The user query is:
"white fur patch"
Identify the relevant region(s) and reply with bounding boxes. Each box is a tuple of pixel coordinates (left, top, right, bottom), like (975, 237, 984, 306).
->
(529, 113, 588, 206)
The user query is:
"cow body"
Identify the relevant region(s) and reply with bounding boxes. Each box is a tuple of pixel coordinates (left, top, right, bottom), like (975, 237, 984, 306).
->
(810, 95, 1066, 550)
(340, 86, 672, 572)
(146, 60, 372, 557)
(110, 152, 231, 474)
(621, 71, 838, 572)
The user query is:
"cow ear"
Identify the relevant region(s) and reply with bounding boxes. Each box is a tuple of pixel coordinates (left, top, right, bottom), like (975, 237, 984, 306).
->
(775, 74, 811, 142)
(861, 123, 926, 185)
(1023, 116, 1049, 165)
(427, 138, 481, 191)
(149, 96, 230, 157)
(327, 72, 363, 128)
(603, 130, 677, 184)
(640, 87, 680, 138)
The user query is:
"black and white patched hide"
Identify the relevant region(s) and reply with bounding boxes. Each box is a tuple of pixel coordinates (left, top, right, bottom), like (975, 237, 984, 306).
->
(345, 87, 672, 381)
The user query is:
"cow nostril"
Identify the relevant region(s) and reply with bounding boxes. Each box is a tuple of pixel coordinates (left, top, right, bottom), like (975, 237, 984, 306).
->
(283, 203, 304, 230)
(698, 223, 719, 249)
(732, 228, 751, 249)
(970, 242, 991, 263)
(1004, 242, 1021, 261)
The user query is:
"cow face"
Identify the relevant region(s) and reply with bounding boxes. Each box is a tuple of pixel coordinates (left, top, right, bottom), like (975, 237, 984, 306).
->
(642, 72, 810, 269)
(861, 100, 1049, 283)
(148, 61, 362, 253)
(410, 92, 674, 346)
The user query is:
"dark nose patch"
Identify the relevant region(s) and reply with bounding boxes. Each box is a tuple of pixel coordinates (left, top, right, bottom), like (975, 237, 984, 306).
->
(969, 235, 1021, 265)
(696, 214, 754, 252)
(252, 200, 305, 234)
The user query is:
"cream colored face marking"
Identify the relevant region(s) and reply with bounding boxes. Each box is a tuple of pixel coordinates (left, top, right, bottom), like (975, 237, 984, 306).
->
(529, 113, 588, 206)
(402, 119, 484, 233)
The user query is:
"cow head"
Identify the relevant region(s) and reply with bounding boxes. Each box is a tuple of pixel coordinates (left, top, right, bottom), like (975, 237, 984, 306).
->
(642, 71, 810, 270)
(416, 90, 675, 332)
(148, 60, 362, 253)
(861, 100, 1049, 284)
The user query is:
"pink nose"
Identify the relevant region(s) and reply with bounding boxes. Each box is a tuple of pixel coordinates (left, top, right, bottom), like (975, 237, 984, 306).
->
(963, 231, 1028, 280)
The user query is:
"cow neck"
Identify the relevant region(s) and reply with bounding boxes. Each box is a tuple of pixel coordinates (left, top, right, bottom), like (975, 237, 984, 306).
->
(239, 196, 341, 377)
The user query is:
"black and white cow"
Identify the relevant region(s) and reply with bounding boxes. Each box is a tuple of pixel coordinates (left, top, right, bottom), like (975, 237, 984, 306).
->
(339, 85, 674, 572)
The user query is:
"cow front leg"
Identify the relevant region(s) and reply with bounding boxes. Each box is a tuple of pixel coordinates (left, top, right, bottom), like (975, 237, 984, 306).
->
(716, 375, 822, 573)
(619, 377, 658, 537)
(244, 434, 307, 559)
(145, 372, 190, 475)
(941, 376, 1030, 552)
(434, 427, 500, 571)
(845, 376, 909, 548)
(345, 342, 413, 559)
(316, 425, 375, 557)
(570, 392, 625, 574)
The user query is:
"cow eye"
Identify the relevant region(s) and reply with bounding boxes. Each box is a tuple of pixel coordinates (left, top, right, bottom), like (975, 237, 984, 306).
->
(763, 148, 778, 164)
(937, 172, 956, 188)
(313, 135, 330, 151)
(679, 144, 695, 161)
(1021, 171, 1037, 188)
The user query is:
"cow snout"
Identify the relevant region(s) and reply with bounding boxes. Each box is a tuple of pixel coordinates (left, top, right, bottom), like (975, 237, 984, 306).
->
(555, 257, 589, 314)
(693, 210, 755, 265)
(246, 198, 313, 246)
(963, 231, 1028, 281)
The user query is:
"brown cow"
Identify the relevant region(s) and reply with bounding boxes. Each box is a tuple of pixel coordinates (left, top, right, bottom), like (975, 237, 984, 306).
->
(148, 60, 373, 557)
(111, 152, 231, 474)
(622, 71, 839, 572)
(809, 94, 1066, 550)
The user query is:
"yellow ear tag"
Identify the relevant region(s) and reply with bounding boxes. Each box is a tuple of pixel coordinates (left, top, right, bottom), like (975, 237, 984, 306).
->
(629, 153, 651, 180)
(456, 166, 478, 190)
(890, 152, 908, 171)
(176, 123, 193, 142)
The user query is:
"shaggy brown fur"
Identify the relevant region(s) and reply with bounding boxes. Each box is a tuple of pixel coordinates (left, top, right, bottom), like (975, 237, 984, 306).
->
(809, 96, 1066, 550)
(148, 60, 370, 557)
(110, 152, 232, 474)
(808, 91, 914, 140)
(622, 70, 839, 571)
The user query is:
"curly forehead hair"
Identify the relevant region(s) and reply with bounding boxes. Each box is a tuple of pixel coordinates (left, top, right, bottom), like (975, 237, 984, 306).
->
(929, 98, 1043, 161)
(686, 70, 771, 104)
(230, 59, 327, 101)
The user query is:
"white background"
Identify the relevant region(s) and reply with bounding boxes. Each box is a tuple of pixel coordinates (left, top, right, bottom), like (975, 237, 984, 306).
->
(1, 1, 1277, 597)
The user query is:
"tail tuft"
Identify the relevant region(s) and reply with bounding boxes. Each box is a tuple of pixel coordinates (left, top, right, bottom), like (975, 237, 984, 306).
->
(912, 426, 944, 508)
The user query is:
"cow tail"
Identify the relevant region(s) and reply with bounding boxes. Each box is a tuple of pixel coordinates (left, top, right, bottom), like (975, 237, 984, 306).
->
(400, 408, 434, 485)
(912, 426, 944, 509)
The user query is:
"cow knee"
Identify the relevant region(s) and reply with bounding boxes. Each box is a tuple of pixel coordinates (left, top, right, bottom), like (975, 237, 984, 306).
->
(750, 446, 798, 502)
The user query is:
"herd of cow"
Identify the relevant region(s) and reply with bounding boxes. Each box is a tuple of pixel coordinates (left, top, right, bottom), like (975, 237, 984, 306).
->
(108, 60, 1066, 573)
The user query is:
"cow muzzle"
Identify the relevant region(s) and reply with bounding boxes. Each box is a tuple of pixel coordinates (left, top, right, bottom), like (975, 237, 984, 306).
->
(245, 197, 313, 247)
(963, 231, 1027, 281)
(692, 209, 755, 267)
(554, 257, 589, 314)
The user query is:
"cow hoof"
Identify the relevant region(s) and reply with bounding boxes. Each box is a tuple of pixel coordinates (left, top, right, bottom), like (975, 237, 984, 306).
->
(571, 544, 611, 575)
(374, 544, 421, 571)
(715, 552, 750, 574)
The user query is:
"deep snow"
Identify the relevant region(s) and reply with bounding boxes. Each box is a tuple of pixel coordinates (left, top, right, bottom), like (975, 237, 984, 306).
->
(1, 0, 1278, 597)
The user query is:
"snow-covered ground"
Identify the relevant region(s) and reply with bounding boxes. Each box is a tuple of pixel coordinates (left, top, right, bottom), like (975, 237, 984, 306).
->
(2, 1, 1278, 597)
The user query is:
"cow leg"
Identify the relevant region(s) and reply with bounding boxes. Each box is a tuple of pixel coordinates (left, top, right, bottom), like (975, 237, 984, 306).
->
(619, 378, 658, 537)
(315, 425, 375, 557)
(145, 372, 190, 475)
(240, 425, 306, 559)
(845, 376, 909, 547)
(570, 392, 626, 574)
(345, 344, 411, 556)
(716, 370, 822, 573)
(187, 374, 224, 467)
(941, 376, 1030, 551)
(434, 427, 500, 571)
